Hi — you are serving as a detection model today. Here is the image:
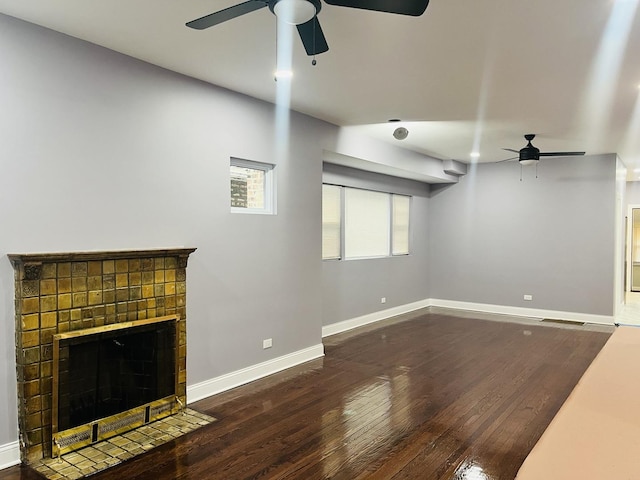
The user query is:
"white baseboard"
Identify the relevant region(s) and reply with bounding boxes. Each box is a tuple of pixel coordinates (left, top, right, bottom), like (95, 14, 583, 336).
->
(321, 298, 614, 339)
(0, 441, 20, 470)
(186, 343, 324, 404)
(428, 299, 615, 325)
(322, 299, 431, 338)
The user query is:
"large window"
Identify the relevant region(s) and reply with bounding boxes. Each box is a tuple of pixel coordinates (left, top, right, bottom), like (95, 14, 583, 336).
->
(230, 158, 275, 214)
(322, 184, 410, 260)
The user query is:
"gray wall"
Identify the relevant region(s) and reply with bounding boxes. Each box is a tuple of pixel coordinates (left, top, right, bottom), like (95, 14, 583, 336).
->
(0, 14, 334, 447)
(428, 156, 617, 315)
(322, 164, 431, 325)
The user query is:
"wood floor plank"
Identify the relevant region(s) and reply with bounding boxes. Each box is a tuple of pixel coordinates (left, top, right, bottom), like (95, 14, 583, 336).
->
(0, 311, 611, 480)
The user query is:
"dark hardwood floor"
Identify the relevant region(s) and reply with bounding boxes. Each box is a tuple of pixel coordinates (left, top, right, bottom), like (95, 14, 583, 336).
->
(0, 310, 611, 480)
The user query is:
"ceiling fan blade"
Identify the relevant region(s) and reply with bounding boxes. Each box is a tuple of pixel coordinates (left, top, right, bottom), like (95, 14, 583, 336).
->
(324, 0, 429, 16)
(496, 156, 518, 163)
(186, 1, 267, 29)
(297, 17, 329, 55)
(502, 148, 520, 153)
(539, 151, 586, 157)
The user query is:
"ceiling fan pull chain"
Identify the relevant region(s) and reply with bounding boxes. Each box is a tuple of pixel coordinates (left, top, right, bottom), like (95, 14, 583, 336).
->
(520, 164, 523, 182)
(312, 16, 317, 66)
(535, 162, 538, 179)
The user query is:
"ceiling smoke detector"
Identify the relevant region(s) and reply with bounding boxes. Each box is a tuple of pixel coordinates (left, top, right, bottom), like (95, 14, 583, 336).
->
(393, 127, 409, 140)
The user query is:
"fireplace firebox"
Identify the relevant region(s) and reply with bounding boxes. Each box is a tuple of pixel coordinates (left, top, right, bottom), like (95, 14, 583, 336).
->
(52, 315, 179, 456)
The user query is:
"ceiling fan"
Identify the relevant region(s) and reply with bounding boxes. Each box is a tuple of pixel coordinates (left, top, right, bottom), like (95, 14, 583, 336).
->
(186, 0, 430, 56)
(503, 134, 585, 166)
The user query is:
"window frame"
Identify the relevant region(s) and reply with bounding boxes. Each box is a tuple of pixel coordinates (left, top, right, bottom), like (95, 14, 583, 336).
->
(230, 157, 276, 215)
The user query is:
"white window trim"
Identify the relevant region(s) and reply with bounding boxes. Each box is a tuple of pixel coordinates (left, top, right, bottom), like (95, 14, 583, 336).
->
(230, 158, 276, 215)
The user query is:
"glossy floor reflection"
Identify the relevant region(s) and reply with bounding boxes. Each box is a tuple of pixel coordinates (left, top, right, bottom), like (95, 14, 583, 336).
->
(0, 309, 610, 480)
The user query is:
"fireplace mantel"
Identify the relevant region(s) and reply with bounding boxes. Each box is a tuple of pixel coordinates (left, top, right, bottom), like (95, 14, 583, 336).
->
(9, 248, 196, 274)
(8, 247, 196, 463)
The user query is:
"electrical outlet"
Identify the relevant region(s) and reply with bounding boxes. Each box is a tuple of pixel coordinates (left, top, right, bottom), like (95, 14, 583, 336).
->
(523, 294, 533, 301)
(381, 297, 386, 304)
(263, 338, 272, 349)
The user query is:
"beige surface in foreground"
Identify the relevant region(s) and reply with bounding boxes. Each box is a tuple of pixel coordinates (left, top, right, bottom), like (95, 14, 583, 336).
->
(516, 326, 640, 480)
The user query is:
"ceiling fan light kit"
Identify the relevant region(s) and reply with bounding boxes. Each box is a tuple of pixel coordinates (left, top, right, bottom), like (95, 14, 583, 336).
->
(273, 0, 318, 24)
(519, 159, 539, 166)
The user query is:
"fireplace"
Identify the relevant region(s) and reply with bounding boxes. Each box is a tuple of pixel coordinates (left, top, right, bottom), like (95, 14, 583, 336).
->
(9, 248, 196, 464)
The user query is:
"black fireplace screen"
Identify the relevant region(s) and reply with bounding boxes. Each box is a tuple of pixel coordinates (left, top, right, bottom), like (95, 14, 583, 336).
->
(56, 321, 176, 431)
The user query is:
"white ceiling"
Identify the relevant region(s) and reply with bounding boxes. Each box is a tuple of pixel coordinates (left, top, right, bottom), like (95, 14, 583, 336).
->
(1, 0, 640, 175)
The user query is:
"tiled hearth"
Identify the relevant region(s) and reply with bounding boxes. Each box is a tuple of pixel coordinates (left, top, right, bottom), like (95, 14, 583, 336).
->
(9, 248, 196, 464)
(33, 409, 214, 480)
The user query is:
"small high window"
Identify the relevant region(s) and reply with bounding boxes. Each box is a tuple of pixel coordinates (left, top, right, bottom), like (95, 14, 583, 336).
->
(230, 158, 275, 214)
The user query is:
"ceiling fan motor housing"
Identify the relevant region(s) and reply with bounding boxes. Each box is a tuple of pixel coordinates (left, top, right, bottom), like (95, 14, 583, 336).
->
(519, 144, 540, 162)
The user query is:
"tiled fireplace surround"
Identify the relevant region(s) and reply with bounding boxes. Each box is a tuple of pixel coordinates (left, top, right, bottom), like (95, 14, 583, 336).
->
(9, 248, 196, 464)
